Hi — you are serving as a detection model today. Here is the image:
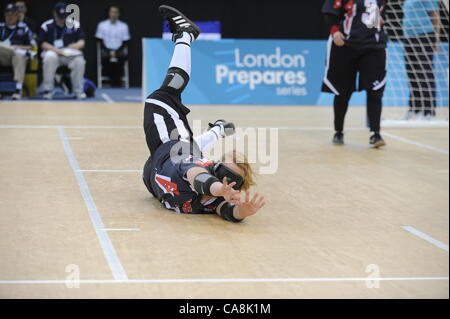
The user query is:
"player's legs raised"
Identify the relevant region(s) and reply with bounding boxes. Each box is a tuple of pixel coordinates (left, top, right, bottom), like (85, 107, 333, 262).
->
(143, 6, 201, 154)
(159, 32, 193, 96)
(158, 5, 201, 97)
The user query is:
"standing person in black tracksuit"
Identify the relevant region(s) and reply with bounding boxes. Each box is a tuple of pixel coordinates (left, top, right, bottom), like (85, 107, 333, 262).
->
(322, 0, 387, 148)
(142, 5, 266, 223)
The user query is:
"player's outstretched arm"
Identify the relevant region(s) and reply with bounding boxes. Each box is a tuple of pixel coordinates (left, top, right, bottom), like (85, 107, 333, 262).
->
(235, 191, 266, 219)
(186, 167, 241, 204)
(215, 191, 265, 223)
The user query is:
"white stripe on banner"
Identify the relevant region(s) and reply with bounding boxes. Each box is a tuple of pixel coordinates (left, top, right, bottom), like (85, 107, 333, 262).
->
(146, 98, 190, 140)
(58, 127, 128, 280)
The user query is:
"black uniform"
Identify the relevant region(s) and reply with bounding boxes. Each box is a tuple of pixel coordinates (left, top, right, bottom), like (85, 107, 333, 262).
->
(322, 0, 388, 95)
(322, 0, 387, 134)
(142, 86, 225, 214)
(39, 19, 85, 48)
(0, 21, 32, 46)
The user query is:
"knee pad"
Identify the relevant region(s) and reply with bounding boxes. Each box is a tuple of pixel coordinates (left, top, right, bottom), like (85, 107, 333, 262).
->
(160, 67, 190, 94)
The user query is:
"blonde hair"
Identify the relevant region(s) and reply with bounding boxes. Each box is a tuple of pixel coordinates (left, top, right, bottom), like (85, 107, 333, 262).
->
(221, 151, 256, 191)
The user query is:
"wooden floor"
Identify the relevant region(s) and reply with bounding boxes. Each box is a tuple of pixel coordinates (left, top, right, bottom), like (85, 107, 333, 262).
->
(0, 101, 448, 298)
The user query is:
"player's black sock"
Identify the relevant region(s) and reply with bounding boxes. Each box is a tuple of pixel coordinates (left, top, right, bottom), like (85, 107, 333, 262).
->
(367, 90, 383, 133)
(333, 93, 352, 133)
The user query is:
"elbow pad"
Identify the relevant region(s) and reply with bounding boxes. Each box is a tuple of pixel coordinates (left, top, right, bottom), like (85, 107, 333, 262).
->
(193, 172, 220, 196)
(220, 203, 243, 223)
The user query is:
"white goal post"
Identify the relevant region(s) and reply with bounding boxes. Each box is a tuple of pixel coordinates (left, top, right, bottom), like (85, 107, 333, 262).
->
(382, 0, 449, 118)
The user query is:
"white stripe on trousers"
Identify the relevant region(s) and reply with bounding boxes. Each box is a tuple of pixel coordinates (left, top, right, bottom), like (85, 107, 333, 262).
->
(146, 98, 190, 140)
(153, 113, 170, 144)
(323, 36, 340, 96)
(373, 48, 387, 91)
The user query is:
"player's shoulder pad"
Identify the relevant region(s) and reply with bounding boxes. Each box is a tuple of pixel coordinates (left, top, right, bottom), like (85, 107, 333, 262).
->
(18, 22, 30, 31)
(40, 19, 54, 32)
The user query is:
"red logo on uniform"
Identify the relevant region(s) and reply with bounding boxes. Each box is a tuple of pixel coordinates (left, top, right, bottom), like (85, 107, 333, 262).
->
(195, 159, 214, 167)
(334, 0, 342, 8)
(155, 174, 180, 195)
(182, 200, 193, 213)
(345, 0, 354, 10)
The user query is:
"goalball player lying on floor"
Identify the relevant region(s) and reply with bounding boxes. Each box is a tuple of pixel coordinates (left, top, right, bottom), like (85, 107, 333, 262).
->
(142, 5, 265, 222)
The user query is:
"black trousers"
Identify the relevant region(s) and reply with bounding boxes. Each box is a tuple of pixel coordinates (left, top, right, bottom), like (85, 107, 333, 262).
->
(323, 40, 386, 133)
(143, 88, 193, 155)
(101, 46, 127, 87)
(403, 33, 437, 114)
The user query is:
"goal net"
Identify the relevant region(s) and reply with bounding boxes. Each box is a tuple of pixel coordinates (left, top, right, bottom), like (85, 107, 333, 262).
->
(383, 0, 449, 119)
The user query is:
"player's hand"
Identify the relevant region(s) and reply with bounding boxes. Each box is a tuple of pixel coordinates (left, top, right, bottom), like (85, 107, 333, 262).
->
(218, 177, 241, 205)
(333, 31, 345, 47)
(236, 191, 265, 218)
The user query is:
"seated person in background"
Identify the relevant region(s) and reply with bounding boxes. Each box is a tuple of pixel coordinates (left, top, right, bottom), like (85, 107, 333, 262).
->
(39, 1, 86, 100)
(95, 5, 130, 87)
(0, 3, 33, 100)
(15, 1, 36, 34)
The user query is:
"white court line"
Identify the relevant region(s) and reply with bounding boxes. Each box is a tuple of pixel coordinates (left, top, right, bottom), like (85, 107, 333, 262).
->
(1, 125, 448, 156)
(80, 170, 141, 173)
(58, 127, 128, 280)
(0, 125, 364, 131)
(101, 93, 115, 104)
(124, 96, 143, 101)
(0, 276, 447, 285)
(402, 226, 449, 252)
(381, 119, 449, 128)
(0, 125, 141, 129)
(383, 132, 449, 156)
(65, 137, 84, 140)
(103, 228, 141, 231)
(438, 170, 449, 174)
(277, 126, 365, 131)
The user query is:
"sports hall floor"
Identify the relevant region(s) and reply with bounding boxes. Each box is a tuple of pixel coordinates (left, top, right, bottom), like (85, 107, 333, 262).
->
(0, 99, 448, 298)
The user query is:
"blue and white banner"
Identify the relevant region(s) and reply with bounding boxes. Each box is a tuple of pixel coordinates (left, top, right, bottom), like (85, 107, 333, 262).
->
(143, 38, 449, 106)
(143, 39, 326, 105)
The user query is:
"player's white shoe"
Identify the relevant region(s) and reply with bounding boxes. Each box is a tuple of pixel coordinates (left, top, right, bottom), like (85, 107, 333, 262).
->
(208, 119, 236, 138)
